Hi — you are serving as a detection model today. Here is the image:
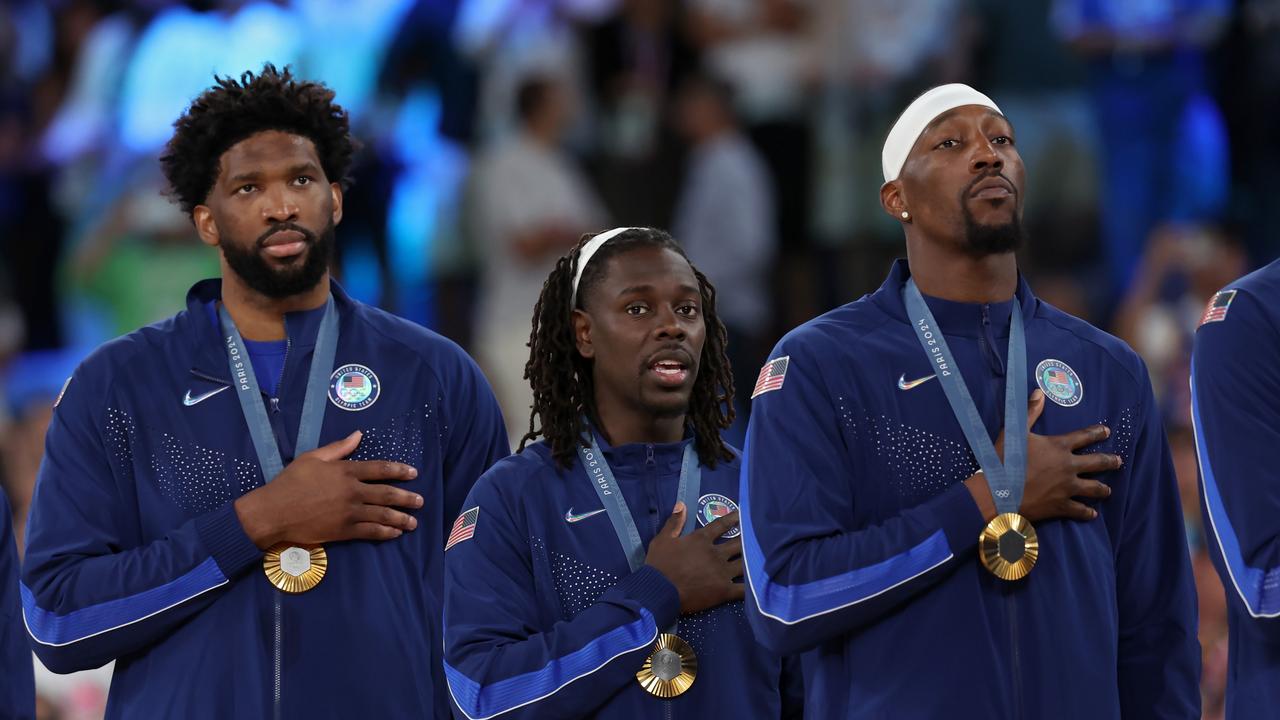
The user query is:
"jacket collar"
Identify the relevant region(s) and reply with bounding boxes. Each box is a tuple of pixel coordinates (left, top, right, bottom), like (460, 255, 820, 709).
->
(869, 258, 1038, 339)
(183, 278, 356, 381)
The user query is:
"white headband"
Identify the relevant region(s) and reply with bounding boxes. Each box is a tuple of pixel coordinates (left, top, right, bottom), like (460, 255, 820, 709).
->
(571, 227, 639, 306)
(881, 84, 1002, 182)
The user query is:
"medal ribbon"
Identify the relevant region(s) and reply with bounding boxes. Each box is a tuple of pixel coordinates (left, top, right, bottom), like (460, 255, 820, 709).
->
(903, 278, 1028, 515)
(219, 296, 339, 482)
(578, 432, 700, 634)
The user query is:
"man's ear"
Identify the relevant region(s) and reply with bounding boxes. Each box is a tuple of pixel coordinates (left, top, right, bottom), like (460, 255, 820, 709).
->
(329, 182, 343, 226)
(880, 180, 909, 223)
(573, 309, 594, 360)
(193, 205, 219, 248)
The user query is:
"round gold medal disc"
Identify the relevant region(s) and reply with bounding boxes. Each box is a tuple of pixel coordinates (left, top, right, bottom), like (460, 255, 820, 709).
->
(263, 544, 327, 593)
(636, 633, 697, 698)
(978, 513, 1038, 581)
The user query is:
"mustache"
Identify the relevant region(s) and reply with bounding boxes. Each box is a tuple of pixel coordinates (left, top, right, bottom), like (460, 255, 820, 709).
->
(963, 170, 1016, 197)
(255, 222, 317, 248)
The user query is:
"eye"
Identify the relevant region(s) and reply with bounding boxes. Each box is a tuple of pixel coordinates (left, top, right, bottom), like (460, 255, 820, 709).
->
(293, 175, 313, 186)
(626, 304, 649, 316)
(935, 138, 960, 150)
(236, 184, 256, 195)
(676, 303, 699, 317)
(992, 135, 1012, 145)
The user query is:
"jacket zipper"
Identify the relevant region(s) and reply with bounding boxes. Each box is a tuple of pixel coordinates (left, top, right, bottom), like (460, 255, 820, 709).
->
(271, 335, 290, 720)
(1009, 593, 1023, 719)
(645, 444, 675, 720)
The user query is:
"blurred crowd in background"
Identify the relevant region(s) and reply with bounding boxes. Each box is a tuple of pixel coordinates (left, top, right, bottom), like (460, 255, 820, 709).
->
(1, 0, 1275, 717)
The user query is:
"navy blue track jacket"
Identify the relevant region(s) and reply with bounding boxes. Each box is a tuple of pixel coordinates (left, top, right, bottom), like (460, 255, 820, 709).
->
(1192, 259, 1280, 719)
(2, 490, 33, 720)
(20, 279, 508, 719)
(443, 433, 802, 719)
(743, 260, 1199, 718)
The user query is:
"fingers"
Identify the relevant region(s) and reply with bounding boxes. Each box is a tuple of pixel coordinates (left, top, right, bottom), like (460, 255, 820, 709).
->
(659, 503, 686, 539)
(310, 431, 362, 462)
(1071, 479, 1113, 500)
(347, 460, 419, 482)
(724, 556, 744, 580)
(715, 535, 743, 559)
(1026, 389, 1046, 429)
(1061, 500, 1100, 522)
(347, 522, 405, 541)
(697, 511, 740, 540)
(1061, 424, 1110, 451)
(353, 504, 418, 532)
(1073, 452, 1123, 476)
(358, 483, 424, 510)
(723, 581, 746, 602)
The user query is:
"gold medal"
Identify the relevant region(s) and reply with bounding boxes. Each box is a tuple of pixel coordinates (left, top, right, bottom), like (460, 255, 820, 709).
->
(636, 633, 697, 698)
(263, 544, 327, 593)
(979, 513, 1038, 580)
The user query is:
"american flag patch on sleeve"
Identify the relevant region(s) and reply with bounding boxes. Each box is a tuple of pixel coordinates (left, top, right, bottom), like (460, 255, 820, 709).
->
(752, 356, 790, 398)
(1199, 289, 1237, 327)
(445, 507, 480, 551)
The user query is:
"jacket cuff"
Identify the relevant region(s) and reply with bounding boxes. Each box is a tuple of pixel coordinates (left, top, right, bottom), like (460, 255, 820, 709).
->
(932, 480, 990, 557)
(608, 564, 681, 631)
(195, 503, 263, 579)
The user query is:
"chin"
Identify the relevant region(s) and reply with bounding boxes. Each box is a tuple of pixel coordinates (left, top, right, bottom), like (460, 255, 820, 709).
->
(642, 393, 692, 420)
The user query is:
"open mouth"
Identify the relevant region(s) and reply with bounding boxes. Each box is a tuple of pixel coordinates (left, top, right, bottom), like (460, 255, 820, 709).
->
(647, 359, 691, 387)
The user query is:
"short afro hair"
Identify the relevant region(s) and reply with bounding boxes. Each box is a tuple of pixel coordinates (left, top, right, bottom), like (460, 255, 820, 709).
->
(160, 63, 356, 218)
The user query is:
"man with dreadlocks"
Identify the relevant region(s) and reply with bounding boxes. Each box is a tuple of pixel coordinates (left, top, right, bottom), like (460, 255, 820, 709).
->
(442, 227, 800, 718)
(20, 65, 508, 718)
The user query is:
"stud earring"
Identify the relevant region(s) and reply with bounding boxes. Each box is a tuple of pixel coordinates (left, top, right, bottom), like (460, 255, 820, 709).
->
(901, 211, 911, 221)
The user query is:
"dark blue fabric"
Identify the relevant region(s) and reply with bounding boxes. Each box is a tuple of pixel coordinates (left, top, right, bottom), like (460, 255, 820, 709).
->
(743, 260, 1200, 718)
(22, 279, 509, 719)
(1192, 258, 1280, 719)
(1, 490, 34, 719)
(444, 436, 803, 719)
(242, 338, 288, 396)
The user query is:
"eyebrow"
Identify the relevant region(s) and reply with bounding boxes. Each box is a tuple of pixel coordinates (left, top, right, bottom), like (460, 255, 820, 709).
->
(227, 162, 321, 184)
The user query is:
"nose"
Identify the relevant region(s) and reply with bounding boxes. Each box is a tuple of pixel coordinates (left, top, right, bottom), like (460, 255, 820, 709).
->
(654, 305, 687, 341)
(261, 186, 299, 224)
(970, 140, 1003, 175)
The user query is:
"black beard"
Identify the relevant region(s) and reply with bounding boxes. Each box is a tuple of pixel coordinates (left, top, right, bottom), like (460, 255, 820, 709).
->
(960, 201, 1024, 258)
(222, 220, 334, 299)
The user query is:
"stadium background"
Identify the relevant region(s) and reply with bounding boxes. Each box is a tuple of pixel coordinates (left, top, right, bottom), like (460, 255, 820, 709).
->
(0, 0, 1264, 717)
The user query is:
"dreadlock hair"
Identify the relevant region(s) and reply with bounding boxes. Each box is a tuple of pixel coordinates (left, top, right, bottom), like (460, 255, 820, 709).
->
(520, 227, 735, 469)
(160, 63, 356, 218)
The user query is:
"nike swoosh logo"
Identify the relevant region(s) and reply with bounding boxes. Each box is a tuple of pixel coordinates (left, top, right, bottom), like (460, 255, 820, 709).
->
(183, 386, 230, 407)
(564, 508, 607, 524)
(897, 373, 938, 391)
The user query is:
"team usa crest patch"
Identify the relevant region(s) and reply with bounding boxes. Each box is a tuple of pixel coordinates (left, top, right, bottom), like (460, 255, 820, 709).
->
(1036, 359, 1083, 408)
(1199, 289, 1237, 327)
(697, 494, 741, 538)
(752, 356, 789, 398)
(328, 364, 380, 411)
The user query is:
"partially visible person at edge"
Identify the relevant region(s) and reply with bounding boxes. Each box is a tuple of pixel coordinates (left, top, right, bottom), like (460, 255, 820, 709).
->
(1192, 257, 1280, 718)
(20, 64, 507, 719)
(1, 488, 34, 718)
(741, 84, 1199, 717)
(443, 227, 802, 718)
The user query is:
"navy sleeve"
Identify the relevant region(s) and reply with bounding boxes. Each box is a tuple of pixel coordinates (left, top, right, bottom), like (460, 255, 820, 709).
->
(443, 469, 680, 719)
(440, 346, 509, 547)
(1115, 362, 1200, 718)
(20, 371, 262, 674)
(1, 491, 34, 718)
(741, 337, 987, 654)
(1193, 289, 1280, 636)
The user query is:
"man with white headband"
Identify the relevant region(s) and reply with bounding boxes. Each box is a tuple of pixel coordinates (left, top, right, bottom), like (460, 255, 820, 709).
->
(742, 84, 1199, 716)
(443, 227, 802, 718)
